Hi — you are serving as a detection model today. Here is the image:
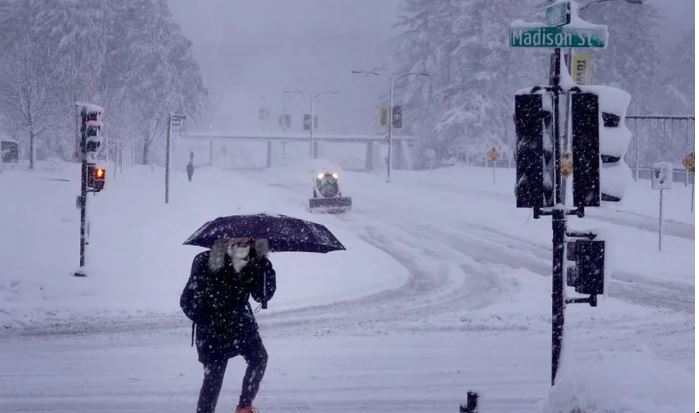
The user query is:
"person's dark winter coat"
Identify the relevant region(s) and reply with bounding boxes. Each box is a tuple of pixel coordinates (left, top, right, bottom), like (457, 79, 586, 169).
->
(180, 239, 276, 364)
(186, 162, 195, 182)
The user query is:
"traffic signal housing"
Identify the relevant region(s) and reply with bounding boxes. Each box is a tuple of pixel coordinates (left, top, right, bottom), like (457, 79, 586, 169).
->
(571, 92, 601, 207)
(81, 106, 104, 157)
(566, 239, 605, 297)
(392, 105, 403, 129)
(87, 164, 106, 192)
(580, 85, 632, 202)
(514, 90, 554, 208)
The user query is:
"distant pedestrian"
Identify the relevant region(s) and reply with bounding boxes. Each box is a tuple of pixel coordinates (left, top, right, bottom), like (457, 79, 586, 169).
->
(180, 238, 276, 413)
(187, 160, 195, 182)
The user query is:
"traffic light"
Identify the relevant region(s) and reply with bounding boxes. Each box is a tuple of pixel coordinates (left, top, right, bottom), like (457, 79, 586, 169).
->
(582, 85, 632, 202)
(566, 239, 605, 297)
(392, 105, 403, 129)
(81, 106, 103, 157)
(87, 164, 106, 192)
(571, 92, 600, 207)
(514, 92, 554, 208)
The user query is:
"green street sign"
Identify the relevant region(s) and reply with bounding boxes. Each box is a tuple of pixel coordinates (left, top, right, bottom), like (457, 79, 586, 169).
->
(545, 2, 570, 26)
(509, 25, 607, 48)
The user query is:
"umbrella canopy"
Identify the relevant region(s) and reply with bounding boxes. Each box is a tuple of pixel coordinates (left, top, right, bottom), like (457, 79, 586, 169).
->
(183, 213, 346, 253)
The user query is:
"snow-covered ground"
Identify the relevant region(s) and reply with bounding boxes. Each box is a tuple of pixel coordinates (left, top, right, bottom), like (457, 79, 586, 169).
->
(0, 159, 693, 413)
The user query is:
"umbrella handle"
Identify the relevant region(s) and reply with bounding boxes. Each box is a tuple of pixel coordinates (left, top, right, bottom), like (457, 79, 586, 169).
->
(262, 271, 268, 309)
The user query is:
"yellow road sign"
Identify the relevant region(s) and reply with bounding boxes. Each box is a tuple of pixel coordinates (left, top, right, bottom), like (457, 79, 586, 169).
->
(379, 105, 389, 128)
(572, 53, 591, 85)
(560, 152, 573, 177)
(682, 152, 694, 172)
(487, 147, 499, 161)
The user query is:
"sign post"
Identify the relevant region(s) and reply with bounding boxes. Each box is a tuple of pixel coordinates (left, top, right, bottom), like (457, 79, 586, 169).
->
(652, 162, 673, 251)
(74, 102, 104, 277)
(426, 148, 436, 172)
(510, 0, 609, 387)
(487, 147, 499, 185)
(166, 113, 186, 204)
(682, 152, 694, 212)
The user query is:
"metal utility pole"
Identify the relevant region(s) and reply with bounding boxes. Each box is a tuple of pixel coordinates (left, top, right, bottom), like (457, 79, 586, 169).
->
(311, 90, 339, 159)
(74, 102, 104, 277)
(165, 112, 172, 204)
(165, 113, 186, 204)
(549, 47, 566, 386)
(78, 116, 88, 274)
(284, 90, 338, 159)
(309, 94, 314, 158)
(352, 69, 429, 182)
(387, 76, 394, 182)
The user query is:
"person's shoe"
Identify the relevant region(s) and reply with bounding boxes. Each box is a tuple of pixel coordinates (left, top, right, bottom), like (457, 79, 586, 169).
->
(235, 406, 259, 413)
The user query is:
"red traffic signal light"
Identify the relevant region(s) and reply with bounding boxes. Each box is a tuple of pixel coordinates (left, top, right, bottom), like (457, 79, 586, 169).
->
(87, 164, 106, 192)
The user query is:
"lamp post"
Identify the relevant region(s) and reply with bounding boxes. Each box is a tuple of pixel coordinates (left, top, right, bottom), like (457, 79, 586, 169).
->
(352, 69, 429, 182)
(284, 89, 339, 159)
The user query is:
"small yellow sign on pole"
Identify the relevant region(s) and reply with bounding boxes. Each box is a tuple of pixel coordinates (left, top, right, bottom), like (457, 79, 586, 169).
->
(572, 53, 591, 85)
(560, 152, 573, 178)
(378, 105, 389, 128)
(682, 152, 694, 173)
(487, 147, 499, 161)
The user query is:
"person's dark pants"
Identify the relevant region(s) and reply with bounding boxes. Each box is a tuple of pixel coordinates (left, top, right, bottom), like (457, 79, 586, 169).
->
(196, 333, 268, 413)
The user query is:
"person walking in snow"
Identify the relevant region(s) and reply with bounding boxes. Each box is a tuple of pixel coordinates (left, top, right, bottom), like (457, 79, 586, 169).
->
(186, 160, 195, 182)
(180, 238, 276, 413)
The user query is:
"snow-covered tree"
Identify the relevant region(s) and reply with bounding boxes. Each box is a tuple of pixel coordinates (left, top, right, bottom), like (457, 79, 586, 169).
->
(0, 0, 207, 165)
(392, 0, 682, 167)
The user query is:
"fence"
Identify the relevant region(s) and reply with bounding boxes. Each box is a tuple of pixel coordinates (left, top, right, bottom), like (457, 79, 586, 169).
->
(626, 115, 694, 184)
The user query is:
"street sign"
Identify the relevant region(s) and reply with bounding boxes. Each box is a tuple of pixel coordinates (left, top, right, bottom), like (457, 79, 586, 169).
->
(546, 2, 570, 26)
(682, 152, 694, 172)
(487, 147, 499, 161)
(572, 53, 591, 84)
(509, 25, 607, 48)
(379, 105, 389, 128)
(651, 162, 673, 190)
(170, 113, 186, 127)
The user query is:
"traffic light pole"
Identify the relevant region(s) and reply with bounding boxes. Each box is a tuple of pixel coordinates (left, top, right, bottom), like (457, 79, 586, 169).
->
(309, 95, 314, 159)
(387, 76, 394, 183)
(165, 112, 172, 204)
(550, 47, 566, 386)
(75, 109, 88, 277)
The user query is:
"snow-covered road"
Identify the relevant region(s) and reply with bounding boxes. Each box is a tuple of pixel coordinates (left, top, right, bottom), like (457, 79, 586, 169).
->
(0, 160, 693, 412)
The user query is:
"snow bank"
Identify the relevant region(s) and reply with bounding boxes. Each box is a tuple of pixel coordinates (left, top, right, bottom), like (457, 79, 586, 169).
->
(541, 348, 693, 413)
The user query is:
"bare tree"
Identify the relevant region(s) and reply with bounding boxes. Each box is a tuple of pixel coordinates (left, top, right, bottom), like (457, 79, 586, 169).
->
(0, 39, 61, 169)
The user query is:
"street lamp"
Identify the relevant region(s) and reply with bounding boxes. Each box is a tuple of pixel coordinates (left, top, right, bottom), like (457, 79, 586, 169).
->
(284, 89, 339, 159)
(579, 0, 642, 11)
(281, 90, 304, 132)
(352, 69, 429, 182)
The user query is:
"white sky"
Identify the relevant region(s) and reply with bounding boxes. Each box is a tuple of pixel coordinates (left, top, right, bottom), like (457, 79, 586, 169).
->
(168, 0, 402, 134)
(168, 0, 694, 134)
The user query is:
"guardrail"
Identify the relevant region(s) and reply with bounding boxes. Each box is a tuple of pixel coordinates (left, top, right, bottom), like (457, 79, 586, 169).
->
(485, 160, 694, 184)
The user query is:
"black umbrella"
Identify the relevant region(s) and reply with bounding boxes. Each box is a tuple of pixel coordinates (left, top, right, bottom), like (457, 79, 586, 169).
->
(183, 213, 346, 253)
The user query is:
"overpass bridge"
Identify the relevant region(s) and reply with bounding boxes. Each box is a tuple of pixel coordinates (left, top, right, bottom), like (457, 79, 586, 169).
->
(180, 131, 418, 170)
